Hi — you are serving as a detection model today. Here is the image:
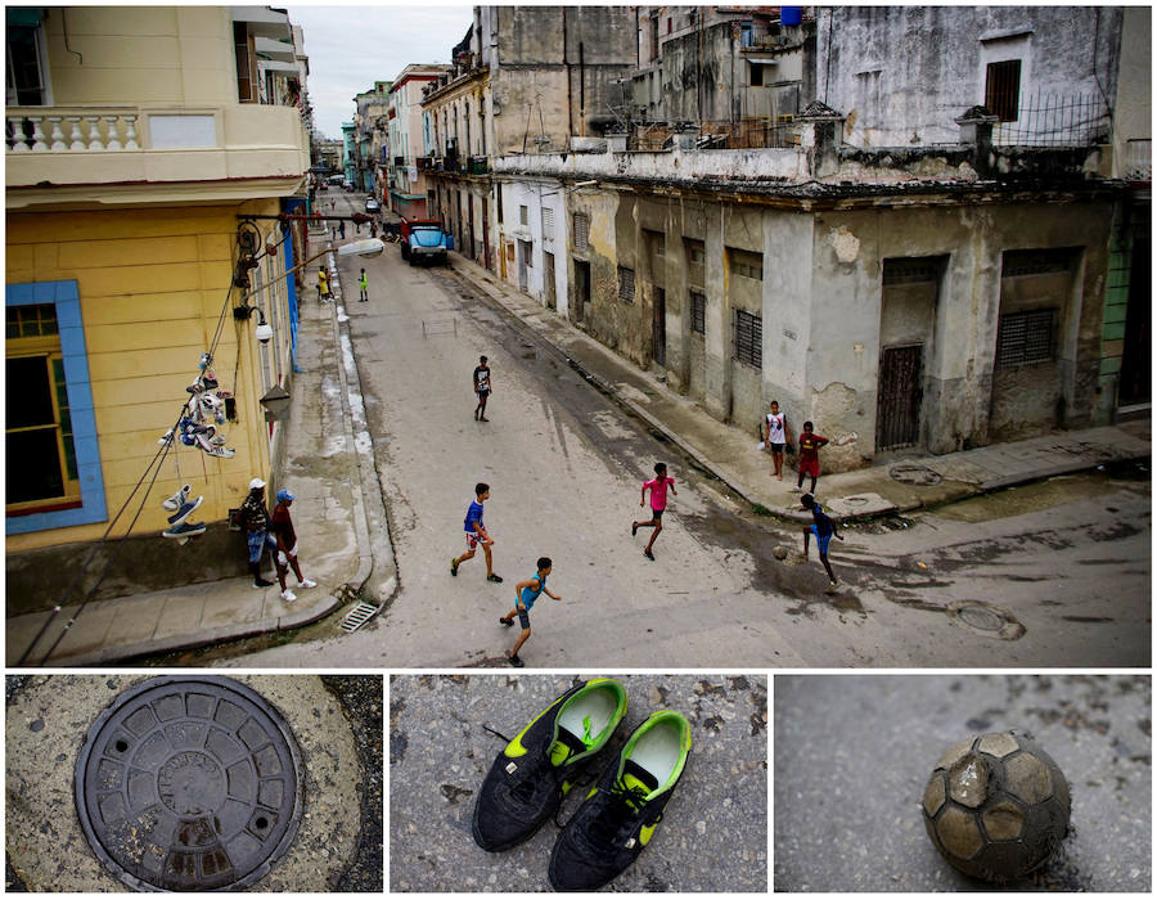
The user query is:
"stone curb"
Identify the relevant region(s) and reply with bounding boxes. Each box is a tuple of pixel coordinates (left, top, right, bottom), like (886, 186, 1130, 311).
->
(447, 253, 1150, 526)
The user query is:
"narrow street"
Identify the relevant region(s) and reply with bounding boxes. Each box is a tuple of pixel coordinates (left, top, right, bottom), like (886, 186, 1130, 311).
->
(201, 191, 1151, 670)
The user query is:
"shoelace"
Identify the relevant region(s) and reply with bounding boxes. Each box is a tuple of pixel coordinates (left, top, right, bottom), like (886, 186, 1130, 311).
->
(586, 781, 650, 848)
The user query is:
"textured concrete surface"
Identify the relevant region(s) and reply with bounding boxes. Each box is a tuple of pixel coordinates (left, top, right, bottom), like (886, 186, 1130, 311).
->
(5, 674, 382, 892)
(775, 675, 1151, 892)
(390, 674, 767, 892)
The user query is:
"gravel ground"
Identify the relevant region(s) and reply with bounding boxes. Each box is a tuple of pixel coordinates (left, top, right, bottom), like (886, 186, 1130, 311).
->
(5, 674, 382, 892)
(774, 674, 1151, 892)
(389, 673, 767, 892)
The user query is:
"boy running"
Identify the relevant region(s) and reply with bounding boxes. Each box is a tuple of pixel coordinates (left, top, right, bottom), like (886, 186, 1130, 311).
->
(270, 488, 318, 602)
(499, 556, 561, 667)
(763, 400, 791, 481)
(794, 421, 829, 495)
(801, 493, 843, 592)
(473, 356, 492, 421)
(632, 462, 677, 561)
(451, 482, 503, 582)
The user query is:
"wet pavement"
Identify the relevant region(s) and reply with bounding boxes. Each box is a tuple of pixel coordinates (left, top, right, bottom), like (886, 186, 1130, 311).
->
(389, 674, 767, 892)
(5, 674, 382, 892)
(774, 674, 1151, 892)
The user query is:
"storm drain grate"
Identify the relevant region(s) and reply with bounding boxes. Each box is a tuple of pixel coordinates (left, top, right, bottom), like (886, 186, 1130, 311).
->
(339, 601, 380, 632)
(75, 676, 302, 892)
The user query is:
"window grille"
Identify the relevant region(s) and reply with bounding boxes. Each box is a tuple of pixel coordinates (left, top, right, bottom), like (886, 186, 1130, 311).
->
(690, 291, 706, 335)
(734, 309, 762, 368)
(519, 205, 529, 227)
(618, 266, 635, 302)
(1002, 249, 1074, 277)
(997, 309, 1056, 367)
(542, 207, 554, 239)
(882, 257, 946, 285)
(573, 213, 590, 252)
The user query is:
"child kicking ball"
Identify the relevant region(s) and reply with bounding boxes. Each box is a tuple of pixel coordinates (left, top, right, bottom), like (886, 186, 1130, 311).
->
(800, 493, 843, 591)
(500, 557, 561, 667)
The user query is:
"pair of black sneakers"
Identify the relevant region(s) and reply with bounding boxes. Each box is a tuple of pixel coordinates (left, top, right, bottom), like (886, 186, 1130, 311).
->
(471, 678, 692, 891)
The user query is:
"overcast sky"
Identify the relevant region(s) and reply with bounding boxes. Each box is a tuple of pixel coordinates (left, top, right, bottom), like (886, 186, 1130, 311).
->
(286, 5, 473, 139)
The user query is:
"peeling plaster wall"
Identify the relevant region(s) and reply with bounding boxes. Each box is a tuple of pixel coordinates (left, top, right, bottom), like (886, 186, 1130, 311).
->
(818, 7, 1123, 148)
(495, 178, 568, 315)
(808, 200, 1113, 464)
(495, 146, 805, 182)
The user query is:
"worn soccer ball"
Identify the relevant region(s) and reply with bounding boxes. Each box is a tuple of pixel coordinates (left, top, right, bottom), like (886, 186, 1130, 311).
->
(922, 731, 1070, 882)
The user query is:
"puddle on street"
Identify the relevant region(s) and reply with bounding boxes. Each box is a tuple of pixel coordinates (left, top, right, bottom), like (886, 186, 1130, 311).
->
(933, 464, 1150, 524)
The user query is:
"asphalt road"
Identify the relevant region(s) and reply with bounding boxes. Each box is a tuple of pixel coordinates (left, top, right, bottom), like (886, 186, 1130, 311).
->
(389, 673, 767, 892)
(206, 192, 1149, 669)
(774, 674, 1151, 892)
(5, 674, 382, 892)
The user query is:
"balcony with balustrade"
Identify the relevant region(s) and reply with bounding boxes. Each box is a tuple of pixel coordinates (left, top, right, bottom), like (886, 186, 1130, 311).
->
(6, 103, 309, 207)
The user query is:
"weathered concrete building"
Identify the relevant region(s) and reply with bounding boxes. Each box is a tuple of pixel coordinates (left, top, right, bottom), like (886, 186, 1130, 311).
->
(631, 6, 812, 142)
(352, 81, 389, 193)
(421, 6, 638, 276)
(490, 7, 1147, 470)
(387, 63, 449, 218)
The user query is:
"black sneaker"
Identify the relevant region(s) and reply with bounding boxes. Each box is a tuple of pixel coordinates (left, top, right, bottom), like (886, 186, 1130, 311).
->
(472, 679, 628, 853)
(487, 573, 504, 583)
(549, 711, 692, 891)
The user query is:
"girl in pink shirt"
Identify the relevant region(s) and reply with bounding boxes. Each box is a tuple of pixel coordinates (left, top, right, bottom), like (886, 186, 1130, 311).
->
(631, 462, 677, 560)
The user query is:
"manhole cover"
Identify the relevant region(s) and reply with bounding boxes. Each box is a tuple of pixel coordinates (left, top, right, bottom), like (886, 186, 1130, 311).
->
(888, 463, 943, 486)
(75, 676, 302, 892)
(948, 601, 1026, 641)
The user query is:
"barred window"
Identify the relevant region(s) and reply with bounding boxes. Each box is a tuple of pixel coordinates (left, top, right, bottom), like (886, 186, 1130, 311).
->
(542, 206, 555, 239)
(573, 213, 590, 252)
(731, 249, 763, 281)
(997, 308, 1055, 367)
(618, 266, 635, 302)
(690, 291, 706, 335)
(734, 309, 762, 368)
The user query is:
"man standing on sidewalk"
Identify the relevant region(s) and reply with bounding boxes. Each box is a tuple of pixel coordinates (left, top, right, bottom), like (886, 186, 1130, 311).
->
(240, 478, 276, 588)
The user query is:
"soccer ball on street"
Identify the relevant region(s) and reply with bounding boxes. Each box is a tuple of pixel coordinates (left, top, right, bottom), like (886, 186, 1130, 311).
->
(922, 731, 1070, 882)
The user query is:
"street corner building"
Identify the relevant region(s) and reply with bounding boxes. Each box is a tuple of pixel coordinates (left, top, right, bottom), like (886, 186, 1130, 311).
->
(417, 5, 1149, 475)
(5, 7, 318, 618)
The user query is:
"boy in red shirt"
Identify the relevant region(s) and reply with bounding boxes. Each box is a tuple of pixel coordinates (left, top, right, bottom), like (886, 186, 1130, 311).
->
(794, 421, 829, 495)
(631, 462, 678, 560)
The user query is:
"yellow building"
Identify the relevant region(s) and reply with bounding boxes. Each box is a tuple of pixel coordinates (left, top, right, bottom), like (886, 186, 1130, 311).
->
(5, 7, 309, 561)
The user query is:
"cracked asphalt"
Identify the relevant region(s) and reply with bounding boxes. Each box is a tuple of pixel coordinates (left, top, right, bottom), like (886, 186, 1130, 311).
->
(389, 673, 767, 892)
(774, 674, 1151, 891)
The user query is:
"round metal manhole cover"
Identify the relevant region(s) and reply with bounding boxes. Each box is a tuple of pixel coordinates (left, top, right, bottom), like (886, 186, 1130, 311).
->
(948, 601, 1026, 641)
(74, 676, 302, 892)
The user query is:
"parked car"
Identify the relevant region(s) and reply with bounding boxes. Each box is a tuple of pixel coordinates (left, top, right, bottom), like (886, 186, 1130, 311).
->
(400, 217, 453, 266)
(365, 198, 381, 213)
(343, 180, 355, 192)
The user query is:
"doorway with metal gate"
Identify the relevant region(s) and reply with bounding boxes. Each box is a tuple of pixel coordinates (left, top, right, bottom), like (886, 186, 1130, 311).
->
(876, 344, 924, 451)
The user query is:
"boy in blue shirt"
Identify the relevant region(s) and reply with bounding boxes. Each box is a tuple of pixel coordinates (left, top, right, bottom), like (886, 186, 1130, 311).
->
(451, 482, 503, 583)
(500, 557, 561, 667)
(801, 493, 843, 591)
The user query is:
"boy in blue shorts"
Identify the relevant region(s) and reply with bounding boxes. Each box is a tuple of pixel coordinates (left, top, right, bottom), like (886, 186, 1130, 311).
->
(499, 557, 562, 667)
(451, 482, 503, 583)
(801, 493, 843, 591)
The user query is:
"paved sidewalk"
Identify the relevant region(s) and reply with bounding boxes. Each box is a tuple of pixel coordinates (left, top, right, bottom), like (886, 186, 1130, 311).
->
(448, 252, 1151, 524)
(7, 237, 375, 667)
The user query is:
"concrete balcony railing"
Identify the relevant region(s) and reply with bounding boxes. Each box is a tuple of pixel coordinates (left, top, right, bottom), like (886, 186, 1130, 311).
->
(6, 104, 309, 200)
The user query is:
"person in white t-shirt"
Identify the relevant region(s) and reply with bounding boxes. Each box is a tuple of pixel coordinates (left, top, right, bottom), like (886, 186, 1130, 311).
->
(762, 400, 792, 481)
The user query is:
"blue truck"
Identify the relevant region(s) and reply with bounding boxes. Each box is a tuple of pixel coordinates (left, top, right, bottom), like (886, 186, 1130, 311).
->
(400, 217, 454, 266)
